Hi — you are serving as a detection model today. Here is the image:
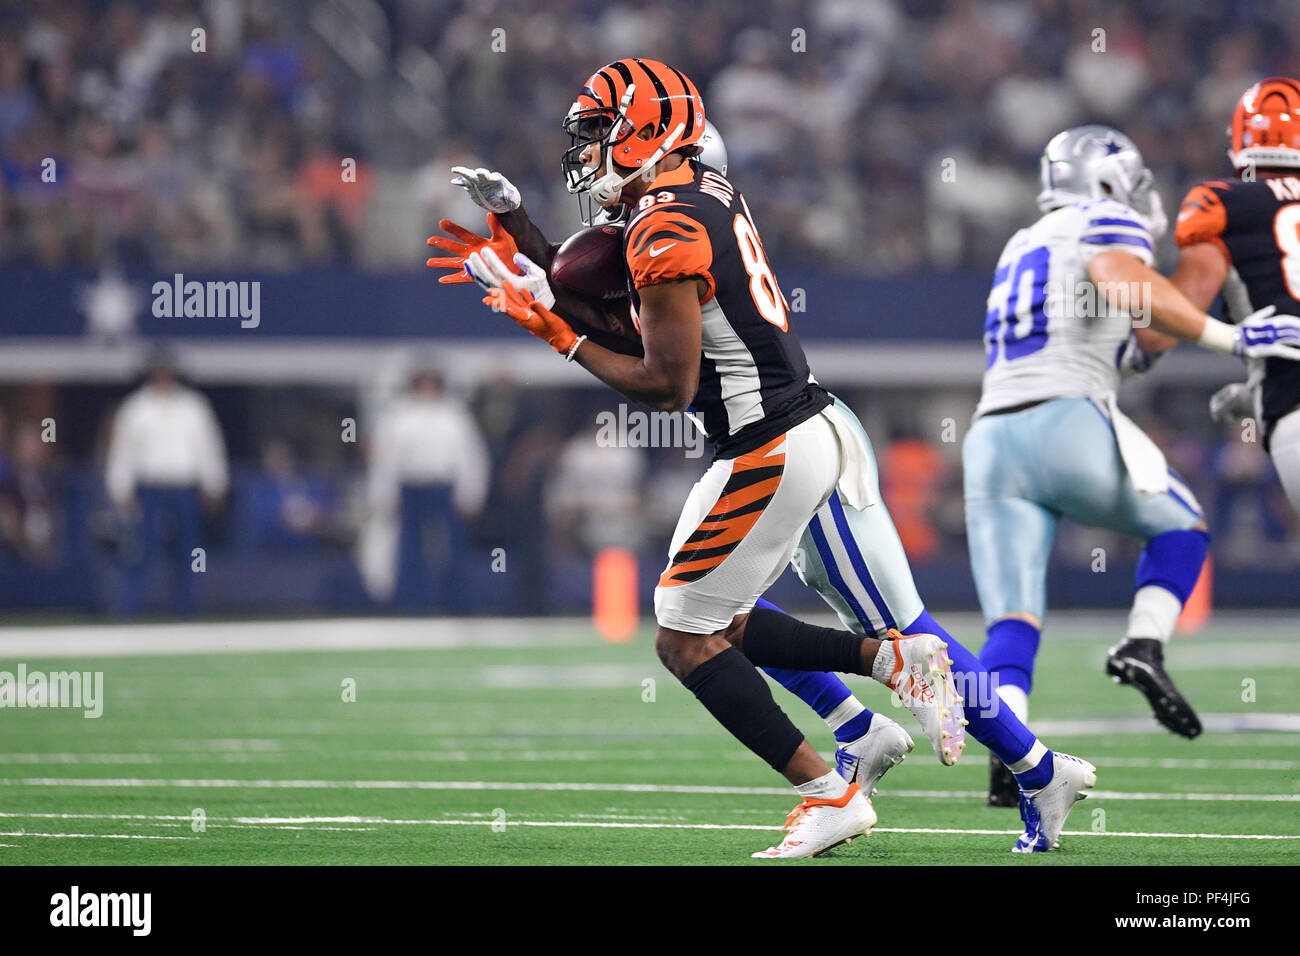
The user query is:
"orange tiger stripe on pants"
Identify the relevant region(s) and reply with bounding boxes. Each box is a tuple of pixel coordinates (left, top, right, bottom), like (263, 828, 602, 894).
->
(658, 434, 786, 587)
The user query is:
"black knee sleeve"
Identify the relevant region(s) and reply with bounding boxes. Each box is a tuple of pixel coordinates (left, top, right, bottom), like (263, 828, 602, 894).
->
(740, 607, 868, 675)
(680, 646, 804, 772)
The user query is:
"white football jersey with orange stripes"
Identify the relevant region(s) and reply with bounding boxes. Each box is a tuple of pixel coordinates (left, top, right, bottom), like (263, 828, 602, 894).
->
(976, 198, 1155, 417)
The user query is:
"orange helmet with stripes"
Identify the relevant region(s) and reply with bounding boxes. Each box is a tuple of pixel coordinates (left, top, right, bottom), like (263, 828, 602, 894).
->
(562, 58, 706, 222)
(1229, 77, 1300, 172)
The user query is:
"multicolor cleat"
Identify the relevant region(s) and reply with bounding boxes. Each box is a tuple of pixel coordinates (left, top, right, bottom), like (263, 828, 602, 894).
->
(885, 630, 968, 765)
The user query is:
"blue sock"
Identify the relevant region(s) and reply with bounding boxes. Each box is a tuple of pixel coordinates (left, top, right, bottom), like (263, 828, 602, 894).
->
(1136, 529, 1210, 602)
(754, 597, 874, 742)
(905, 609, 1053, 790)
(979, 618, 1040, 695)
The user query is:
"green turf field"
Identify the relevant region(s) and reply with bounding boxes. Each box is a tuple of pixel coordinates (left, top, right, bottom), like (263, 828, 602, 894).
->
(0, 614, 1297, 865)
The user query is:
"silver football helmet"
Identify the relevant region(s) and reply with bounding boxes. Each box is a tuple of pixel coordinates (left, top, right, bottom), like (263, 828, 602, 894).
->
(1037, 125, 1167, 238)
(697, 119, 728, 175)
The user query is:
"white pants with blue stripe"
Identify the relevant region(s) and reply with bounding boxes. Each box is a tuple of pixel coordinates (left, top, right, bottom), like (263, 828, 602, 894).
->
(962, 396, 1204, 624)
(791, 401, 925, 637)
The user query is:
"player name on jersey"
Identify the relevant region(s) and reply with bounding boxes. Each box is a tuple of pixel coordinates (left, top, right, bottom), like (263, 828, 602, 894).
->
(623, 160, 829, 458)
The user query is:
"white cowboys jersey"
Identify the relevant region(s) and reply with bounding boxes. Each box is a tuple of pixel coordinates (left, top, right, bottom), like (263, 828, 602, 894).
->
(975, 198, 1155, 417)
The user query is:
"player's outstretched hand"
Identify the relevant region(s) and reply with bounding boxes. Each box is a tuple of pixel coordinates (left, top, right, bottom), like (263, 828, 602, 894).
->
(426, 214, 518, 284)
(450, 166, 521, 214)
(1235, 306, 1300, 359)
(484, 280, 578, 356)
(1209, 381, 1256, 424)
(465, 248, 557, 310)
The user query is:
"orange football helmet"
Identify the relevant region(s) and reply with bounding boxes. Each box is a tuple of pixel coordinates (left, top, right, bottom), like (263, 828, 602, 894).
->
(562, 58, 706, 222)
(1229, 77, 1300, 172)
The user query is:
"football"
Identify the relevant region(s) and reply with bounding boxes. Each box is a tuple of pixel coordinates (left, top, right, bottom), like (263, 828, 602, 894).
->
(550, 223, 628, 302)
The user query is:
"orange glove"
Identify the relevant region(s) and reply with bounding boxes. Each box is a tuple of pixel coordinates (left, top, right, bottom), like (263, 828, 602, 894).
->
(426, 213, 518, 284)
(485, 280, 580, 357)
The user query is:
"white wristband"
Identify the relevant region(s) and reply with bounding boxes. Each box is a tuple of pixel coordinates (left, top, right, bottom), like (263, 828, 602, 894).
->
(565, 335, 587, 362)
(1197, 316, 1239, 355)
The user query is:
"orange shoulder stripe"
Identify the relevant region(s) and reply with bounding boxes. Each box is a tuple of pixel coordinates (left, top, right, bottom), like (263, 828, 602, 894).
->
(1175, 183, 1229, 251)
(626, 206, 715, 296)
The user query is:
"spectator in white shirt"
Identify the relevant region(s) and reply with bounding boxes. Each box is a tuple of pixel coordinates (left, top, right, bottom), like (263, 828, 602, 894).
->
(105, 353, 228, 615)
(368, 369, 488, 610)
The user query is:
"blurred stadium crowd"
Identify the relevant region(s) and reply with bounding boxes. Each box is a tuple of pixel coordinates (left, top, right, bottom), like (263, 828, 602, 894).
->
(0, 0, 1296, 617)
(2, 0, 1298, 274)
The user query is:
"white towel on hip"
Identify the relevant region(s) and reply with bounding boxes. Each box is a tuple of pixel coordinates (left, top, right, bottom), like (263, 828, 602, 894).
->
(820, 403, 879, 510)
(1103, 392, 1169, 496)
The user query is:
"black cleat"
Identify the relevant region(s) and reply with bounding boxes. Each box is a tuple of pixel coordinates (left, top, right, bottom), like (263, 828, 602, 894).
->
(988, 754, 1020, 807)
(1106, 637, 1203, 738)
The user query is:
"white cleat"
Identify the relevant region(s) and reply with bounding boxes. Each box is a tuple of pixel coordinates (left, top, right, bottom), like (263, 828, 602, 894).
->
(834, 714, 914, 795)
(885, 629, 968, 766)
(751, 783, 876, 859)
(1012, 752, 1097, 853)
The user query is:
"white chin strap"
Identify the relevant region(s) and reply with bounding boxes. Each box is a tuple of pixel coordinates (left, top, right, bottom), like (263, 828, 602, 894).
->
(590, 122, 686, 205)
(588, 84, 688, 206)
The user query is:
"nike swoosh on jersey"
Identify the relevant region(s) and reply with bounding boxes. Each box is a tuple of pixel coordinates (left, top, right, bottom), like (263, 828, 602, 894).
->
(648, 242, 677, 257)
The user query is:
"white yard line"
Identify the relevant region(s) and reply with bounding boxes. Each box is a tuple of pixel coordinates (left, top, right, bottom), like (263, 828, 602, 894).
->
(2, 776, 1296, 802)
(0, 754, 167, 764)
(1, 751, 1296, 771)
(1030, 714, 1300, 735)
(0, 831, 195, 840)
(0, 812, 374, 832)
(0, 811, 1291, 841)
(1089, 756, 1300, 771)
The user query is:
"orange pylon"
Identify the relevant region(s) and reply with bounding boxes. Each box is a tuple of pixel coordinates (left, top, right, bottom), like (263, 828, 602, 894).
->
(593, 547, 638, 642)
(1176, 553, 1213, 634)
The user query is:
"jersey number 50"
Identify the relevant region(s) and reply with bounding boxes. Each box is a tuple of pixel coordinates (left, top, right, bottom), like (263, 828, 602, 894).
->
(985, 245, 1050, 366)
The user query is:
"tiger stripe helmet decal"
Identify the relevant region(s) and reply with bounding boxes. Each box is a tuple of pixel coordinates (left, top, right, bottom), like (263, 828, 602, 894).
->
(1230, 77, 1300, 172)
(562, 58, 706, 223)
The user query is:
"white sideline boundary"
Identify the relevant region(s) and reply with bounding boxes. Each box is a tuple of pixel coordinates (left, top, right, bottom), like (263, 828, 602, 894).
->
(2, 777, 1297, 802)
(1, 612, 1297, 660)
(0, 617, 596, 658)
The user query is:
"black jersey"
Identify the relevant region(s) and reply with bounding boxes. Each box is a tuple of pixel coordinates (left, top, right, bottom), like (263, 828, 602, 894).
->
(621, 160, 827, 459)
(1176, 175, 1300, 436)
